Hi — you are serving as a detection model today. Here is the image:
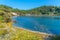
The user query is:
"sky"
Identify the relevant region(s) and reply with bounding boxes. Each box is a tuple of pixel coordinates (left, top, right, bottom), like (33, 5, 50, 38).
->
(0, 0, 60, 10)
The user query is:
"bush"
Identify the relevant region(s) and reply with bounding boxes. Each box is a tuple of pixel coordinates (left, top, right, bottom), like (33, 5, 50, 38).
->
(51, 35, 60, 40)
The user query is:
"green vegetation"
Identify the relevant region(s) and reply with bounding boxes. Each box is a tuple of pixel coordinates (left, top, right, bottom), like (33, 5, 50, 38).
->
(0, 4, 50, 40)
(0, 29, 8, 36)
(0, 4, 60, 40)
(0, 5, 12, 23)
(50, 35, 60, 40)
(0, 22, 49, 40)
(0, 5, 60, 16)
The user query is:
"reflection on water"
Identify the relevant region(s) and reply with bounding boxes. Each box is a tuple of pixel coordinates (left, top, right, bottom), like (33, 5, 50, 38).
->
(12, 16, 60, 35)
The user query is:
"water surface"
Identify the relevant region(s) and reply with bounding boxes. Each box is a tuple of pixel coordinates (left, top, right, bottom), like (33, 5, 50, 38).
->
(13, 16, 60, 35)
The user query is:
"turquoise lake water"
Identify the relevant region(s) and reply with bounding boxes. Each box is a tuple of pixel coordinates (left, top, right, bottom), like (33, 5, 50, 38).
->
(13, 16, 60, 35)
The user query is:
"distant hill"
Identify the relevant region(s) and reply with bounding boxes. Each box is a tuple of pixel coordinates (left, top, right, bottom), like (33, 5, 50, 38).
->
(0, 5, 60, 16)
(27, 6, 60, 16)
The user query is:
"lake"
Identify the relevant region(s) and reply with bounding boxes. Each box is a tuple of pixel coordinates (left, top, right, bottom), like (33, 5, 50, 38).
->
(12, 16, 60, 35)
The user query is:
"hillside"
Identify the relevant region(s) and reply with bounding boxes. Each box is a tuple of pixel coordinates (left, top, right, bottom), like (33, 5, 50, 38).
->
(0, 22, 50, 40)
(27, 6, 60, 16)
(0, 5, 59, 40)
(0, 20, 51, 40)
(0, 5, 60, 16)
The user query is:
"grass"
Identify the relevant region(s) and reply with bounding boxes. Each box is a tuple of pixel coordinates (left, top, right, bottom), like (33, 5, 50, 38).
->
(0, 22, 50, 40)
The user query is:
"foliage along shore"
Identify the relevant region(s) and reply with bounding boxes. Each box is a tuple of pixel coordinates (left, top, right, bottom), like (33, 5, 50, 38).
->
(0, 4, 60, 40)
(0, 22, 52, 40)
(0, 5, 60, 16)
(0, 4, 51, 40)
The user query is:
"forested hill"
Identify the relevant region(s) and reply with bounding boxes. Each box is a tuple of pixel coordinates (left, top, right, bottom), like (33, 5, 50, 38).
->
(0, 5, 60, 16)
(28, 6, 60, 16)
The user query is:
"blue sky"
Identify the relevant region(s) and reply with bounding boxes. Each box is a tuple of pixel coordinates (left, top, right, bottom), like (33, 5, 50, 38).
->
(0, 0, 60, 10)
